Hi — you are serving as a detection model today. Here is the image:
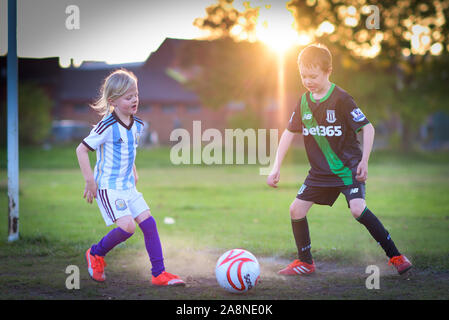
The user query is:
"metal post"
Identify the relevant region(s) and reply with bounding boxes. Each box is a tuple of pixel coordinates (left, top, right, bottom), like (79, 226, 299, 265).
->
(7, 0, 19, 242)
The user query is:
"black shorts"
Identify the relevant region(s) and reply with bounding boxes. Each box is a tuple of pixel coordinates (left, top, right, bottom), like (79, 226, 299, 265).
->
(296, 181, 366, 207)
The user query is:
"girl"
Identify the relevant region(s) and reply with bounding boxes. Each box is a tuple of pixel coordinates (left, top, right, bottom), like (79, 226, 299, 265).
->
(76, 69, 185, 286)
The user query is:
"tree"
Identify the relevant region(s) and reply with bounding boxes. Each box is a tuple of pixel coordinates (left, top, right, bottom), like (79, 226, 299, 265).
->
(18, 83, 52, 145)
(193, 0, 259, 41)
(189, 0, 449, 149)
(179, 38, 278, 111)
(287, 0, 449, 150)
(181, 0, 279, 128)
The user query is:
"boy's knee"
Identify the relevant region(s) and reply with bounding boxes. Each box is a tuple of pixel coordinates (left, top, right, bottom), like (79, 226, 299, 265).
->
(349, 200, 366, 219)
(290, 202, 308, 220)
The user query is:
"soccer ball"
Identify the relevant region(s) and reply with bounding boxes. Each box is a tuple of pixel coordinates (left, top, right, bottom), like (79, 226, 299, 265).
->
(215, 249, 260, 293)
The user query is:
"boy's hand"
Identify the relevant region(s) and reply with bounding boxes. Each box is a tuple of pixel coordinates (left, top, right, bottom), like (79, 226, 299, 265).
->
(267, 170, 280, 188)
(356, 160, 368, 182)
(83, 179, 97, 204)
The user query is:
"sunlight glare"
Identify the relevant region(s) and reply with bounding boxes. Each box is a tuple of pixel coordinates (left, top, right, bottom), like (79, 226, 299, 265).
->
(430, 42, 443, 55)
(254, 1, 306, 54)
(316, 21, 335, 36)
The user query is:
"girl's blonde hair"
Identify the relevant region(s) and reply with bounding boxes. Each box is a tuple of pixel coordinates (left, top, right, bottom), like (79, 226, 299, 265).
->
(90, 68, 138, 117)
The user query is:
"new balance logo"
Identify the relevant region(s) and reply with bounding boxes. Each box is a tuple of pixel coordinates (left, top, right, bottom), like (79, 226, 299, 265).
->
(350, 188, 359, 195)
(297, 184, 307, 195)
(302, 113, 312, 120)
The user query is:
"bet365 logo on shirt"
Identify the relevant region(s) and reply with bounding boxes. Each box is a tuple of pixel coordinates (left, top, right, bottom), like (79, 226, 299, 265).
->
(302, 125, 342, 137)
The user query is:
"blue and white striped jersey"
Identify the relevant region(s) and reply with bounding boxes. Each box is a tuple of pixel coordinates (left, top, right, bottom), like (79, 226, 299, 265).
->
(82, 112, 145, 190)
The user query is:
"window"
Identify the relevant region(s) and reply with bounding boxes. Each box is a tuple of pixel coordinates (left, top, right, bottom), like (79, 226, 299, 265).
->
(162, 105, 176, 113)
(186, 105, 200, 113)
(139, 105, 152, 113)
(74, 104, 88, 113)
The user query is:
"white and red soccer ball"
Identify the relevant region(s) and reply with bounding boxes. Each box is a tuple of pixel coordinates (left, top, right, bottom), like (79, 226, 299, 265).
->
(215, 249, 260, 293)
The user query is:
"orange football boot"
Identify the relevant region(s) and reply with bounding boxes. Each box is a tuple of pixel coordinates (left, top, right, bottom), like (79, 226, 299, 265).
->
(389, 255, 412, 275)
(151, 271, 185, 286)
(85, 248, 107, 282)
(278, 259, 316, 276)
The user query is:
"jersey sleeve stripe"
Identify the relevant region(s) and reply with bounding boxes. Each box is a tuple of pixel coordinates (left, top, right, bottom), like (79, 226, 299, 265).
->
(96, 120, 117, 135)
(134, 117, 144, 125)
(94, 115, 114, 132)
(82, 140, 94, 151)
(94, 116, 116, 134)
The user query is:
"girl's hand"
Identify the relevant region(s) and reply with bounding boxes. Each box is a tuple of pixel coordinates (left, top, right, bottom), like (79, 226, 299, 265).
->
(83, 179, 97, 204)
(267, 169, 280, 188)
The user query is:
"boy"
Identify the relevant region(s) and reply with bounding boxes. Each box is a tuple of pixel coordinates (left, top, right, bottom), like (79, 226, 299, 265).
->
(267, 44, 412, 276)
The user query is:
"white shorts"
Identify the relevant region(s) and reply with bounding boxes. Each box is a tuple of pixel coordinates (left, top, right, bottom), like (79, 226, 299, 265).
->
(96, 187, 150, 226)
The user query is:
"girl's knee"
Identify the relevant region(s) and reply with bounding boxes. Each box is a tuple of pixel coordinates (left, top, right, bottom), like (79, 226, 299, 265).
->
(135, 210, 152, 224)
(122, 222, 136, 234)
(116, 216, 136, 234)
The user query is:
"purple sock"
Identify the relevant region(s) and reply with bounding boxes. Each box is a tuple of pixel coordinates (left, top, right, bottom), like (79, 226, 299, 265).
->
(91, 227, 133, 257)
(139, 216, 165, 277)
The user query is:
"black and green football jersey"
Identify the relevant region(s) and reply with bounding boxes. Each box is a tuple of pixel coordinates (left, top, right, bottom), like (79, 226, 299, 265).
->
(287, 83, 370, 187)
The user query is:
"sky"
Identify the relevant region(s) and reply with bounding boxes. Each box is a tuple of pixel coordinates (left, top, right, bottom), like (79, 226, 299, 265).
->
(0, 0, 218, 66)
(0, 0, 303, 67)
(0, 1, 444, 68)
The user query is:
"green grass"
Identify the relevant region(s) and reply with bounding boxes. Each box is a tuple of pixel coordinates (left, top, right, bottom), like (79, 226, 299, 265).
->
(0, 145, 448, 299)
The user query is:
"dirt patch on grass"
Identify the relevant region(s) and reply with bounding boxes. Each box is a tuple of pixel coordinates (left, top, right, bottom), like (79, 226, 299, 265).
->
(2, 241, 449, 300)
(74, 243, 449, 300)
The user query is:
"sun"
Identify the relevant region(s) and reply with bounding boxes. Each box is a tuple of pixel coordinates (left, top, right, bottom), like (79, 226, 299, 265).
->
(254, 3, 312, 54)
(256, 27, 295, 53)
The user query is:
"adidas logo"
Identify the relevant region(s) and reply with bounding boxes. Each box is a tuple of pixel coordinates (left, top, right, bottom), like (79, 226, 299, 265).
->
(117, 138, 124, 144)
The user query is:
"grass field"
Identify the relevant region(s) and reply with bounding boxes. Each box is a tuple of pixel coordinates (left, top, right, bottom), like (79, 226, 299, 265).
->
(0, 145, 449, 300)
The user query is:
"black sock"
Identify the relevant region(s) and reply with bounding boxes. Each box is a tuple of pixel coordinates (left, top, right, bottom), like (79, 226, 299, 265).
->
(356, 207, 400, 258)
(291, 217, 313, 264)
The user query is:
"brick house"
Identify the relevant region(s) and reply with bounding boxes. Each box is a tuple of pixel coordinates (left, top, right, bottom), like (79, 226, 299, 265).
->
(57, 38, 258, 144)
(2, 38, 291, 145)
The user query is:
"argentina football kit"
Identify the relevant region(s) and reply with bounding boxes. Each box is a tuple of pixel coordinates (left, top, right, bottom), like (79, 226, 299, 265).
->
(82, 111, 149, 225)
(287, 83, 371, 207)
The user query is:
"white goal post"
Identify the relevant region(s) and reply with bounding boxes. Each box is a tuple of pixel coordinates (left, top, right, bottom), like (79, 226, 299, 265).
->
(7, 0, 19, 242)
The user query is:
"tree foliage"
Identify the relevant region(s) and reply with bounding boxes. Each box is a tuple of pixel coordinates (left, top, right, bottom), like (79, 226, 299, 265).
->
(287, 0, 449, 149)
(18, 83, 53, 145)
(288, 0, 449, 61)
(178, 38, 278, 115)
(188, 0, 449, 149)
(193, 0, 259, 41)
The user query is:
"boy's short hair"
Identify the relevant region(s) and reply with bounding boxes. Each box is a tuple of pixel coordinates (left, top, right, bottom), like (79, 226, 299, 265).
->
(298, 44, 332, 72)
